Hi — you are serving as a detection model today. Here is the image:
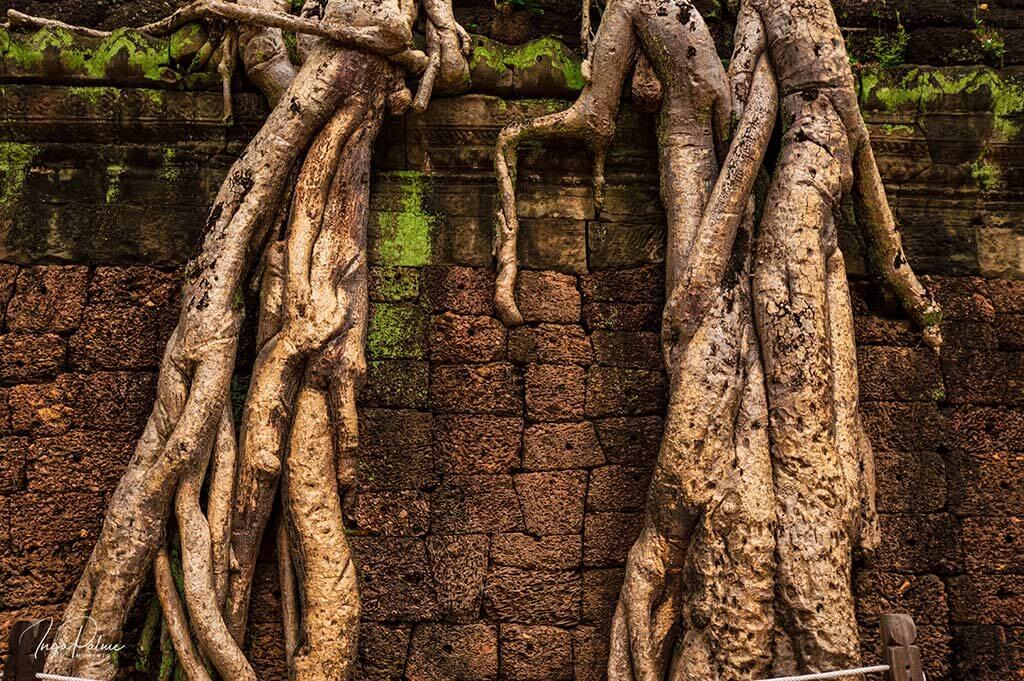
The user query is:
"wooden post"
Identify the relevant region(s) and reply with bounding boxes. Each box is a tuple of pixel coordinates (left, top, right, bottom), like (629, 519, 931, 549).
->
(881, 614, 925, 681)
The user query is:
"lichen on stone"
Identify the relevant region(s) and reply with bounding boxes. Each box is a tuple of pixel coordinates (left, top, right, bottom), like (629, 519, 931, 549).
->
(374, 171, 436, 267)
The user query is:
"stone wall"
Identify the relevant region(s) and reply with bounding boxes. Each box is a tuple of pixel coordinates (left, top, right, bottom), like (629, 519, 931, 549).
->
(1, 57, 1023, 681)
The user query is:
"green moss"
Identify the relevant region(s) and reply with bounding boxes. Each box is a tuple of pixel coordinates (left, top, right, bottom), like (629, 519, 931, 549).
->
(470, 35, 585, 92)
(160, 148, 181, 183)
(931, 387, 947, 402)
(0, 142, 38, 208)
(922, 309, 944, 327)
(105, 163, 126, 203)
(372, 266, 420, 301)
(368, 303, 427, 359)
(375, 171, 436, 267)
(971, 158, 1005, 190)
(86, 28, 174, 81)
(169, 23, 207, 64)
(870, 21, 908, 68)
(859, 66, 1024, 139)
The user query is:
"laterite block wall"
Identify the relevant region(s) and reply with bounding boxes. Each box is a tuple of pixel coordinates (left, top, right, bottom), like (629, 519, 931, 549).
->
(0, 2, 1023, 678)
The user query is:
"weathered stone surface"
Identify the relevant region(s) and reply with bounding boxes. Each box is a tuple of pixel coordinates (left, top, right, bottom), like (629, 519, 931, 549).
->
(518, 219, 588, 274)
(949, 452, 1024, 516)
(583, 301, 661, 331)
(861, 401, 946, 452)
(0, 437, 27, 493)
(0, 333, 65, 382)
(874, 450, 948, 513)
(580, 265, 663, 304)
(350, 491, 430, 537)
(427, 535, 490, 623)
(430, 313, 507, 363)
(431, 363, 522, 415)
(854, 572, 949, 627)
(944, 351, 1024, 405)
(514, 471, 586, 535)
(586, 465, 650, 512)
(359, 624, 412, 680)
(585, 366, 666, 417)
(68, 304, 169, 371)
(359, 410, 436, 491)
(483, 567, 581, 626)
(508, 324, 593, 365)
(491, 533, 581, 570)
(422, 266, 494, 315)
(351, 538, 439, 621)
(370, 266, 421, 302)
(25, 430, 133, 494)
(593, 416, 663, 467)
(431, 475, 526, 534)
(945, 406, 1024, 453)
(500, 625, 574, 681)
(584, 512, 643, 567)
(590, 330, 662, 370)
(872, 513, 963, 575)
(949, 575, 1024, 626)
(363, 360, 430, 409)
(515, 271, 581, 324)
(587, 221, 665, 271)
(962, 517, 1024, 574)
(581, 568, 624, 625)
(858, 346, 945, 402)
(525, 364, 586, 421)
(522, 421, 604, 471)
(406, 624, 498, 681)
(434, 415, 523, 474)
(6, 266, 88, 333)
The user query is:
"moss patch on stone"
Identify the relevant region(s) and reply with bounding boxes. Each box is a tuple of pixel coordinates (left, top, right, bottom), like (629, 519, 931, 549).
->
(0, 142, 38, 208)
(367, 303, 428, 359)
(471, 35, 585, 92)
(375, 171, 436, 267)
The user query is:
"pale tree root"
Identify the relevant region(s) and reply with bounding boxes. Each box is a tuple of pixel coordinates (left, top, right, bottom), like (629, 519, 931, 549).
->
(42, 39, 374, 681)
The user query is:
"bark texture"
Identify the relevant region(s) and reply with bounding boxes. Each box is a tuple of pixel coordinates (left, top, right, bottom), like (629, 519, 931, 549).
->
(22, 1, 469, 679)
(493, 1, 943, 679)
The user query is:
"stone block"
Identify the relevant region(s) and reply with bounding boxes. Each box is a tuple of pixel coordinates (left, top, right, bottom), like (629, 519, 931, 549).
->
(522, 421, 604, 471)
(430, 313, 506, 363)
(514, 471, 587, 535)
(508, 324, 593, 366)
(572, 626, 610, 681)
(587, 221, 665, 271)
(25, 430, 133, 494)
(491, 533, 582, 571)
(431, 475, 525, 534)
(951, 625, 1014, 681)
(580, 266, 663, 304)
(0, 264, 19, 328)
(873, 513, 963, 575)
(594, 416, 663, 467)
(0, 437, 27, 493)
(6, 266, 88, 333)
(949, 575, 1024, 626)
(9, 492, 105, 551)
(358, 624, 411, 680)
(362, 360, 429, 409)
(500, 625, 574, 681)
(518, 219, 588, 274)
(582, 568, 624, 626)
(977, 227, 1024, 279)
(433, 415, 523, 475)
(369, 266, 420, 302)
(525, 364, 586, 421)
(858, 346, 945, 402)
(427, 534, 490, 623)
(351, 538, 439, 621)
(962, 517, 1024, 574)
(874, 450, 947, 513)
(986, 279, 1024, 313)
(945, 406, 1024, 453)
(854, 572, 949, 627)
(359, 409, 436, 491)
(583, 301, 661, 331)
(68, 303, 168, 371)
(587, 466, 650, 512)
(406, 624, 498, 681)
(944, 351, 1024, 405)
(350, 491, 430, 537)
(422, 266, 494, 315)
(368, 303, 429, 360)
(515, 271, 581, 324)
(860, 402, 946, 452)
(430, 363, 522, 415)
(483, 567, 581, 626)
(585, 366, 666, 418)
(0, 333, 65, 382)
(88, 266, 180, 307)
(584, 512, 643, 566)
(591, 330, 662, 370)
(949, 452, 1024, 516)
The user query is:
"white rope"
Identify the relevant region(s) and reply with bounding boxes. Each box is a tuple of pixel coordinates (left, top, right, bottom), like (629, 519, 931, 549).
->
(36, 674, 103, 681)
(756, 664, 891, 681)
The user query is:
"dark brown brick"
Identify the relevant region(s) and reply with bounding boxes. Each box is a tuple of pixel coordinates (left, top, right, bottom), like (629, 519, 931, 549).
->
(594, 416, 663, 467)
(572, 626, 610, 681)
(858, 346, 945, 402)
(362, 360, 429, 409)
(68, 303, 169, 370)
(422, 266, 495, 316)
(9, 492, 105, 551)
(88, 266, 180, 307)
(874, 450, 947, 513)
(0, 437, 27, 493)
(0, 545, 90, 609)
(580, 266, 663, 304)
(245, 620, 287, 681)
(359, 409, 436, 491)
(522, 421, 604, 471)
(6, 266, 88, 333)
(427, 534, 489, 623)
(358, 624, 411, 680)
(995, 314, 1024, 351)
(952, 625, 1014, 681)
(946, 406, 1024, 453)
(350, 491, 430, 537)
(500, 625, 574, 681)
(431, 475, 525, 534)
(430, 363, 522, 415)
(491, 533, 581, 570)
(516, 271, 580, 324)
(854, 314, 919, 347)
(525, 364, 585, 421)
(582, 568, 624, 625)
(351, 538, 439, 621)
(369, 266, 420, 302)
(0, 334, 65, 382)
(926, 276, 997, 322)
(854, 571, 949, 627)
(861, 402, 946, 452)
(0, 264, 19, 329)
(583, 301, 661, 331)
(949, 452, 1024, 516)
(483, 567, 580, 626)
(585, 366, 666, 418)
(873, 513, 962, 575)
(515, 471, 586, 535)
(949, 575, 1024, 626)
(508, 324, 593, 365)
(430, 313, 506, 363)
(986, 280, 1024, 314)
(591, 330, 662, 370)
(434, 415, 522, 475)
(584, 512, 643, 567)
(406, 623, 498, 681)
(962, 517, 1024, 575)
(25, 430, 133, 494)
(944, 351, 1024, 406)
(587, 465, 650, 512)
